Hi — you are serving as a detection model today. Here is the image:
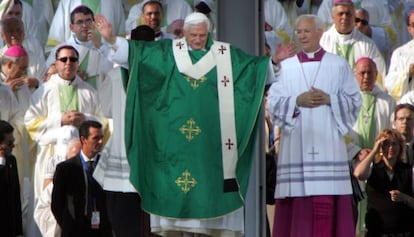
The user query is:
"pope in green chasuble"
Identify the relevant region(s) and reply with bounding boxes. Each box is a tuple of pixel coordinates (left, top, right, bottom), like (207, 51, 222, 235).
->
(124, 36, 269, 219)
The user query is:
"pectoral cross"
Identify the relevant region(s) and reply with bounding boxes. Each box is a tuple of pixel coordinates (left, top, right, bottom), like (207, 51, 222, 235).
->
(363, 112, 370, 124)
(308, 147, 319, 160)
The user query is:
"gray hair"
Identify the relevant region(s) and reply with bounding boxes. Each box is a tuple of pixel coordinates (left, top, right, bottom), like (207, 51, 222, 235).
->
(183, 12, 211, 32)
(295, 14, 324, 31)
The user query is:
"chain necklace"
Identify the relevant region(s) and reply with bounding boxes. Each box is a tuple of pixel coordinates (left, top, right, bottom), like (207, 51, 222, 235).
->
(299, 56, 322, 90)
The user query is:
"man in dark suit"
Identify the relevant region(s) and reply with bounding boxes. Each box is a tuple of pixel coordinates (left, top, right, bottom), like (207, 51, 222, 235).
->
(0, 120, 22, 237)
(51, 120, 112, 237)
(393, 103, 414, 165)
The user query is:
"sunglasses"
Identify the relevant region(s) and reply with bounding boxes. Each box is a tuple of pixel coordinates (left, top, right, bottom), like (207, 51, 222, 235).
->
(57, 57, 78, 63)
(355, 17, 369, 26)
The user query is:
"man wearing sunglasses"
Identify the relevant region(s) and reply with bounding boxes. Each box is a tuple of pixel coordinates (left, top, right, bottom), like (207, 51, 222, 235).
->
(354, 8, 391, 67)
(46, 5, 114, 117)
(24, 44, 109, 212)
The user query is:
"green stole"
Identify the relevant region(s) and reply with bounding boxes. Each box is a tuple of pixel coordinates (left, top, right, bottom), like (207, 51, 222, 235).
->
(356, 92, 376, 148)
(336, 43, 355, 69)
(124, 38, 269, 218)
(78, 52, 97, 88)
(59, 85, 79, 111)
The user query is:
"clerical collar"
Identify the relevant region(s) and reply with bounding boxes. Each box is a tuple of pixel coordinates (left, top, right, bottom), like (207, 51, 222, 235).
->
(334, 27, 355, 43)
(297, 48, 325, 62)
(73, 34, 93, 48)
(55, 75, 76, 86)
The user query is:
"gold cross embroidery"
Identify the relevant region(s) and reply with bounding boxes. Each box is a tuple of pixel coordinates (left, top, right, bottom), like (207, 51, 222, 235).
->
(179, 118, 201, 141)
(175, 169, 197, 193)
(185, 76, 207, 89)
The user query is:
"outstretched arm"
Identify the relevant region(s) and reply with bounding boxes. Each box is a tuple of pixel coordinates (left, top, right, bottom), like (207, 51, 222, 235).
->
(94, 14, 129, 69)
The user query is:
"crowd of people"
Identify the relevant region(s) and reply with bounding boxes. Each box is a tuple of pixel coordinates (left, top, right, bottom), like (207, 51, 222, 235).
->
(1, 0, 414, 237)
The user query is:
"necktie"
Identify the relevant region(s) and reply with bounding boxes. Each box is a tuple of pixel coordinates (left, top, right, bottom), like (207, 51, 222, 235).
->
(87, 160, 94, 174)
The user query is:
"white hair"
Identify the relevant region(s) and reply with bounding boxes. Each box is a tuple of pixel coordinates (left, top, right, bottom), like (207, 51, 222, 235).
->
(183, 12, 211, 31)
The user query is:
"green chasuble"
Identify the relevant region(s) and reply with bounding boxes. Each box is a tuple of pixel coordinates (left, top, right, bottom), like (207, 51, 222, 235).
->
(124, 38, 269, 219)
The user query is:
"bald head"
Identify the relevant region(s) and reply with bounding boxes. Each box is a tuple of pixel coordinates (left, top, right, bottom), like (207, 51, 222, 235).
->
(354, 57, 377, 91)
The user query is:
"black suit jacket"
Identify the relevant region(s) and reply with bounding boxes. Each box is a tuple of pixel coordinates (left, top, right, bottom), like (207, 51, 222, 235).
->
(51, 155, 112, 237)
(0, 155, 22, 237)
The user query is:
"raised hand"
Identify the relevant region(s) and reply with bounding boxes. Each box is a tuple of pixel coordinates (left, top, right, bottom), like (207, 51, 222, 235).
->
(94, 14, 115, 44)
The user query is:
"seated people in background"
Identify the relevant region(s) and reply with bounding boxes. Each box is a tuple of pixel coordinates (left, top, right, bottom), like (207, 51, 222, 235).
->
(1, 17, 46, 87)
(353, 129, 414, 236)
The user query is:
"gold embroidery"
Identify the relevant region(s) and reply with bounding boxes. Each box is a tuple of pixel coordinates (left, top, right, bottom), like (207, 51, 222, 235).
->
(179, 118, 201, 141)
(185, 76, 207, 89)
(175, 169, 197, 193)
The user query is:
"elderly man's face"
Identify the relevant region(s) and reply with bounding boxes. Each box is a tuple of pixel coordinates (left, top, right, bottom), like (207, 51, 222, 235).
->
(3, 56, 28, 80)
(332, 5, 355, 34)
(295, 18, 323, 52)
(184, 23, 208, 50)
(354, 59, 377, 91)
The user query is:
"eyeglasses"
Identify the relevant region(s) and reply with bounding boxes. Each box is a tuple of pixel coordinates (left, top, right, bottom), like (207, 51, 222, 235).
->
(57, 57, 78, 63)
(74, 18, 93, 26)
(355, 17, 369, 26)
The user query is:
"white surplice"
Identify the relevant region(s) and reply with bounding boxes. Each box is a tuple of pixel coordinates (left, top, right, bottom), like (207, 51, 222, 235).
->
(385, 40, 414, 101)
(347, 86, 396, 151)
(24, 74, 107, 199)
(268, 51, 361, 198)
(320, 26, 387, 87)
(46, 34, 114, 117)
